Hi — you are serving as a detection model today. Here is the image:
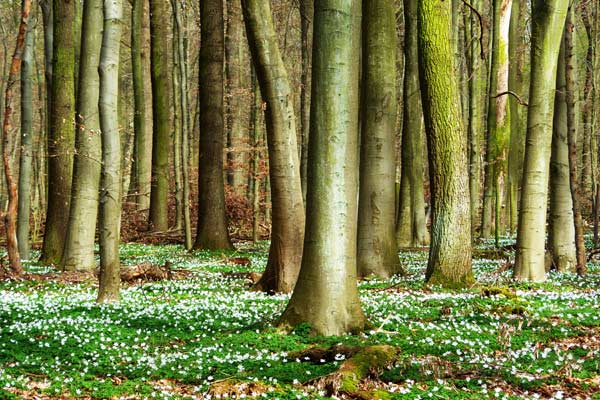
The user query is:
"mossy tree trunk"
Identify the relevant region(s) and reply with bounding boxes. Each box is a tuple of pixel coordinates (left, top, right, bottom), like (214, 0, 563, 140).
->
(243, 0, 305, 293)
(17, 16, 35, 260)
(396, 0, 429, 248)
(41, 0, 76, 265)
(148, 0, 170, 231)
(357, 0, 402, 278)
(62, 0, 103, 271)
(97, 0, 123, 303)
(195, 0, 234, 250)
(514, 0, 569, 282)
(418, 0, 473, 288)
(279, 0, 366, 335)
(549, 39, 576, 273)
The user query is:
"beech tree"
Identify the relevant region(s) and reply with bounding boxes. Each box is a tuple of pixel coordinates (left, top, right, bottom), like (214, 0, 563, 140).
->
(514, 0, 569, 281)
(242, 0, 305, 293)
(280, 0, 366, 336)
(418, 0, 473, 288)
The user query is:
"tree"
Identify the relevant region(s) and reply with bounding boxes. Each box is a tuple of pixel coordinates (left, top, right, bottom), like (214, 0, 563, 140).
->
(279, 0, 366, 336)
(242, 0, 305, 293)
(418, 0, 473, 288)
(61, 0, 103, 271)
(17, 12, 34, 260)
(357, 0, 402, 278)
(299, 0, 313, 202)
(195, 0, 234, 250)
(514, 0, 569, 281)
(41, 0, 76, 265)
(97, 0, 123, 303)
(3, 0, 33, 275)
(548, 38, 576, 273)
(130, 0, 152, 211)
(148, 0, 170, 231)
(396, 0, 429, 248)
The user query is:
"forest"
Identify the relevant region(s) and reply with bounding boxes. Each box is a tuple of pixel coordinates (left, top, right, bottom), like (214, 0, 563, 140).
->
(0, 0, 599, 398)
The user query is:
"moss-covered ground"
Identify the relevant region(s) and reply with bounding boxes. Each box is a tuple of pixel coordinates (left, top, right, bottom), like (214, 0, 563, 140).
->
(0, 238, 599, 399)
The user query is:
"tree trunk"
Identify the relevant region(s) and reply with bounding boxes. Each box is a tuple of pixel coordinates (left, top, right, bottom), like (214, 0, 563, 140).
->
(299, 0, 313, 203)
(97, 0, 123, 303)
(172, 26, 184, 232)
(564, 7, 586, 276)
(507, 0, 527, 233)
(396, 0, 429, 248)
(226, 0, 250, 198)
(41, 0, 76, 265)
(514, 0, 569, 282)
(61, 0, 103, 271)
(148, 0, 170, 231)
(549, 39, 576, 273)
(243, 0, 306, 293)
(418, 0, 473, 288)
(130, 0, 152, 211)
(3, 0, 33, 275)
(17, 15, 35, 260)
(357, 0, 402, 278)
(195, 0, 234, 250)
(279, 0, 366, 336)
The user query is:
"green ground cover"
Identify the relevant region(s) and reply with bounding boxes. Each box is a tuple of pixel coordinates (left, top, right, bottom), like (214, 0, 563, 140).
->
(0, 240, 599, 399)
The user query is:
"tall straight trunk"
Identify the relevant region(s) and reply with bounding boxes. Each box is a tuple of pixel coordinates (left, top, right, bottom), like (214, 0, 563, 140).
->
(62, 0, 103, 271)
(299, 0, 313, 202)
(357, 0, 401, 278)
(3, 0, 33, 275)
(582, 5, 595, 213)
(467, 0, 484, 238)
(243, 0, 305, 293)
(97, 0, 123, 303)
(17, 17, 35, 260)
(172, 0, 192, 249)
(549, 40, 576, 273)
(195, 0, 233, 250)
(482, 0, 511, 242)
(41, 0, 76, 265)
(130, 0, 152, 210)
(513, 0, 569, 282)
(280, 0, 366, 336)
(148, 0, 170, 231)
(507, 0, 527, 232)
(226, 0, 250, 198)
(564, 7, 586, 276)
(396, 0, 429, 248)
(418, 0, 473, 288)
(172, 27, 184, 231)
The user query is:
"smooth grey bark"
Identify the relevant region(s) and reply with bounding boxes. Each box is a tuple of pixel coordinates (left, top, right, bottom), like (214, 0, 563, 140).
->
(279, 0, 366, 336)
(62, 0, 103, 271)
(17, 18, 35, 260)
(97, 0, 123, 303)
(242, 0, 305, 293)
(357, 0, 402, 278)
(514, 0, 569, 281)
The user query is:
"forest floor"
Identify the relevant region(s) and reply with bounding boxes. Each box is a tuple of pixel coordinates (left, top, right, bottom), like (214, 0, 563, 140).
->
(0, 238, 599, 400)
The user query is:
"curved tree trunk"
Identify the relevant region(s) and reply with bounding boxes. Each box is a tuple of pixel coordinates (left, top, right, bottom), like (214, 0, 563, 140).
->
(396, 0, 429, 248)
(62, 0, 103, 271)
(148, 0, 170, 231)
(358, 0, 402, 278)
(97, 0, 123, 303)
(418, 0, 473, 288)
(41, 0, 76, 265)
(549, 39, 576, 273)
(243, 0, 305, 293)
(195, 0, 234, 250)
(514, 0, 569, 282)
(279, 0, 366, 336)
(17, 17, 35, 260)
